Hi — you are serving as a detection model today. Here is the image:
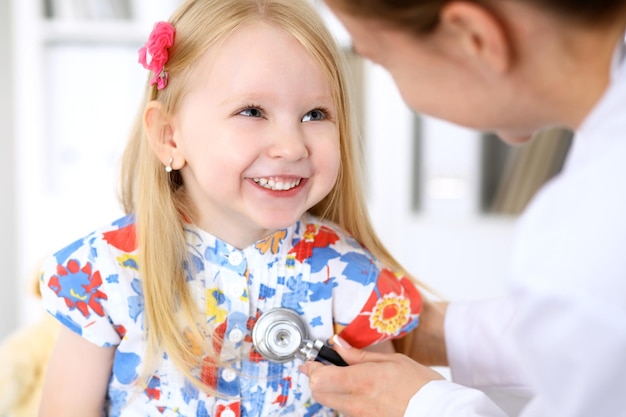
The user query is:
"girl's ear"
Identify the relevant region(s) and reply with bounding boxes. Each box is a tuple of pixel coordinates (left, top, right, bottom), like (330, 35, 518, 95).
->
(439, 1, 512, 73)
(144, 100, 185, 170)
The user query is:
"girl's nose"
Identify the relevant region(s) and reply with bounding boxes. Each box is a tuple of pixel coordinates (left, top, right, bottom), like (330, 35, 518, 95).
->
(266, 124, 309, 160)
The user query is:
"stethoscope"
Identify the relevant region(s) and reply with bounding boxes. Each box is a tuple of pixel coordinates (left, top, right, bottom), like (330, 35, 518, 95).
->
(252, 308, 348, 366)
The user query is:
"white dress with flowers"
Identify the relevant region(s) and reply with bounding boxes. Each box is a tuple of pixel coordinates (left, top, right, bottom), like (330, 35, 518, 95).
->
(40, 212, 421, 417)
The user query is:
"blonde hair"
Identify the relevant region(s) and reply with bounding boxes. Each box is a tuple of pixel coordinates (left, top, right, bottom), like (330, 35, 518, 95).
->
(119, 0, 416, 395)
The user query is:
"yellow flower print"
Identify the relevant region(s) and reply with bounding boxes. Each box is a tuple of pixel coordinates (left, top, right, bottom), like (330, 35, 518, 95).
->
(206, 288, 228, 324)
(255, 229, 287, 255)
(183, 327, 204, 356)
(369, 294, 411, 335)
(117, 253, 139, 270)
(302, 223, 318, 242)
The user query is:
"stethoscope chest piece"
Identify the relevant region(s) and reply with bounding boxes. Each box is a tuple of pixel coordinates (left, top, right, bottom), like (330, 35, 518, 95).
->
(252, 308, 308, 363)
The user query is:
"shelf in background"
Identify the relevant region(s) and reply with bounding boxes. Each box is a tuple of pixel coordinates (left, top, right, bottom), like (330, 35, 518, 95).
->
(43, 0, 133, 21)
(41, 20, 147, 44)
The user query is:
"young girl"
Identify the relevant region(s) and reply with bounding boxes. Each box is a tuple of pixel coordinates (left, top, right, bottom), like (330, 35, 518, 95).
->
(38, 0, 423, 415)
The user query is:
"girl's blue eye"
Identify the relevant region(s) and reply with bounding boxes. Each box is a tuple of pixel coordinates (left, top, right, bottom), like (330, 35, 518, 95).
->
(239, 108, 263, 117)
(302, 109, 327, 122)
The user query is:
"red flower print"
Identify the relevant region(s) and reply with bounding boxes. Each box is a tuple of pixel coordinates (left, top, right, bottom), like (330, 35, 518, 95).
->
(102, 223, 137, 252)
(289, 224, 339, 262)
(48, 259, 108, 318)
(369, 294, 411, 334)
(145, 375, 161, 400)
(216, 403, 241, 417)
(338, 269, 422, 348)
(272, 376, 292, 407)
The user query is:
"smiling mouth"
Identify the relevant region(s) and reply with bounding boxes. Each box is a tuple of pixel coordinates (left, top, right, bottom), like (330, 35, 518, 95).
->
(253, 177, 302, 191)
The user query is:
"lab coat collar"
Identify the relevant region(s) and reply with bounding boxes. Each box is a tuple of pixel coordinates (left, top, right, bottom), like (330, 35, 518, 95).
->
(609, 31, 626, 82)
(565, 31, 626, 171)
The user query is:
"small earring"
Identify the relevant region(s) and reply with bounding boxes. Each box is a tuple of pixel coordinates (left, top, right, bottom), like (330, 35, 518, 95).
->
(165, 157, 173, 173)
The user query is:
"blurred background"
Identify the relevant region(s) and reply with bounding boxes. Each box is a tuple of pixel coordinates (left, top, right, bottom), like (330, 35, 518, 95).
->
(0, 0, 572, 340)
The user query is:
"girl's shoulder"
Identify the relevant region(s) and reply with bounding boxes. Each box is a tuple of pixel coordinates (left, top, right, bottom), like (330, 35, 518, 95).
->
(39, 214, 139, 347)
(60, 213, 136, 253)
(42, 214, 138, 275)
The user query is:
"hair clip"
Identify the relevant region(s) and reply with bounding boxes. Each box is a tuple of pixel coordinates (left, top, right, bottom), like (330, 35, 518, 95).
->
(138, 21, 176, 90)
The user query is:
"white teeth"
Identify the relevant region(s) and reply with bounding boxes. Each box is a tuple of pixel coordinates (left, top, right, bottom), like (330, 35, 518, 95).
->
(253, 177, 301, 191)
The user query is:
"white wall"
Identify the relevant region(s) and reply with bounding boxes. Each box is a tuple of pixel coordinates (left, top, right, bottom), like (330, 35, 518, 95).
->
(0, 0, 17, 340)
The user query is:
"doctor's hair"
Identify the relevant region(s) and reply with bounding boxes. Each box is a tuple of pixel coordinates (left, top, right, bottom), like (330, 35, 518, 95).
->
(118, 0, 417, 396)
(324, 0, 626, 35)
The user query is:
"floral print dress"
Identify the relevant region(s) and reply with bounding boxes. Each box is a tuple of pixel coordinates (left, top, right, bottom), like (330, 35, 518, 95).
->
(40, 213, 422, 416)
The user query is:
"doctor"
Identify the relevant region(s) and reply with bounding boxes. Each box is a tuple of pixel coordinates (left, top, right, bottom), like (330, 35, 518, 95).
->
(301, 1, 626, 416)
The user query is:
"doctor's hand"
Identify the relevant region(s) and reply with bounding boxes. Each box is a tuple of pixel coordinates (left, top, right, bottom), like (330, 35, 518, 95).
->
(300, 345, 445, 417)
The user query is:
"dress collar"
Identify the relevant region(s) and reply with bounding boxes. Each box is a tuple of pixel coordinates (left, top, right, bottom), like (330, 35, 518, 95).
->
(184, 218, 305, 268)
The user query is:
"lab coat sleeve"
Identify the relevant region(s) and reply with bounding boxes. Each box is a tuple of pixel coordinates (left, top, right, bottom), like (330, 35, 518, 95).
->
(445, 297, 528, 390)
(407, 283, 626, 417)
(404, 380, 509, 417)
(508, 285, 626, 417)
(417, 297, 532, 417)
(402, 298, 531, 417)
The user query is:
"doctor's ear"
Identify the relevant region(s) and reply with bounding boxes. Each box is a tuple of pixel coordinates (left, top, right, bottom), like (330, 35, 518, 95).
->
(144, 101, 185, 170)
(439, 1, 512, 73)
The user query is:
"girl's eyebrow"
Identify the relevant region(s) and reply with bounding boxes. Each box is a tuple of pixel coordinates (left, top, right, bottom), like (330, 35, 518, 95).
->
(219, 92, 334, 107)
(218, 93, 266, 107)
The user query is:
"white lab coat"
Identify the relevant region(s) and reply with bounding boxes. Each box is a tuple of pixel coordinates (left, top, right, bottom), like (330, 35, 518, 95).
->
(405, 36, 626, 417)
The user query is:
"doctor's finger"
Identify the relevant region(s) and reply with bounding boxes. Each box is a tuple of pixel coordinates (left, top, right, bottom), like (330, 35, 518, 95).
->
(307, 370, 410, 417)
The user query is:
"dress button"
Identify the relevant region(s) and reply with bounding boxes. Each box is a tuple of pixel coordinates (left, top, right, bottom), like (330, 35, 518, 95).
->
(220, 408, 236, 417)
(228, 328, 244, 343)
(229, 283, 245, 298)
(222, 368, 237, 382)
(228, 251, 243, 266)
